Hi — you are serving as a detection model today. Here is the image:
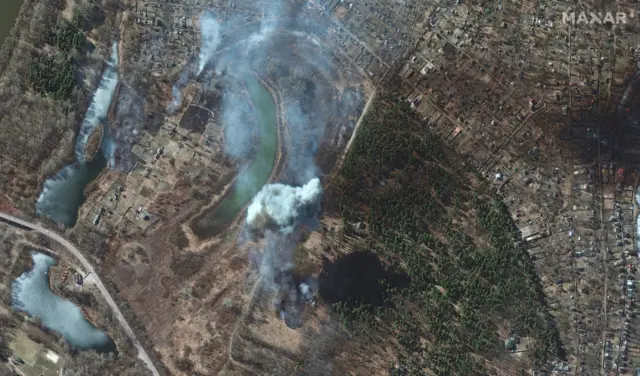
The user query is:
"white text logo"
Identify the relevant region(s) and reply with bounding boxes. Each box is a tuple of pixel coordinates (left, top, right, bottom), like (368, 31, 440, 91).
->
(561, 11, 633, 25)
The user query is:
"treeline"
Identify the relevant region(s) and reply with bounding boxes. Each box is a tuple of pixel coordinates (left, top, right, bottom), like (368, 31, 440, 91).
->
(330, 98, 562, 374)
(28, 18, 85, 99)
(27, 0, 122, 100)
(0, 0, 119, 211)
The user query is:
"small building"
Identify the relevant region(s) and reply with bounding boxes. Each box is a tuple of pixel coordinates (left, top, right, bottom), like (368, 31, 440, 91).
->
(139, 210, 150, 221)
(520, 224, 541, 242)
(552, 362, 570, 373)
(44, 350, 59, 364)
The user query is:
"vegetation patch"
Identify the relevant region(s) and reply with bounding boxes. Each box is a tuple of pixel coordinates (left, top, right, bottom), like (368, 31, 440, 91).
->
(28, 19, 85, 100)
(84, 124, 103, 161)
(329, 98, 563, 374)
(170, 252, 206, 281)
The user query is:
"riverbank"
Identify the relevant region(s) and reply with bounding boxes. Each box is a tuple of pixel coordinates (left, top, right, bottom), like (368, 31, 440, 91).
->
(0, 0, 125, 217)
(85, 124, 104, 162)
(36, 42, 120, 228)
(48, 264, 121, 355)
(259, 75, 288, 190)
(183, 72, 287, 248)
(10, 246, 34, 282)
(8, 243, 97, 339)
(194, 74, 289, 249)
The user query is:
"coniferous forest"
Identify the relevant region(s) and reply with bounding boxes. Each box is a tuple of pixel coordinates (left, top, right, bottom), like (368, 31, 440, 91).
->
(330, 98, 563, 375)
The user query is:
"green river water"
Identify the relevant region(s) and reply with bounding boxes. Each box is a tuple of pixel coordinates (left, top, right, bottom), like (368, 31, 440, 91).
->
(0, 0, 23, 46)
(191, 74, 278, 238)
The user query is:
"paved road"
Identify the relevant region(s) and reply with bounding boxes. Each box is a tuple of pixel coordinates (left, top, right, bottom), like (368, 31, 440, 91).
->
(0, 212, 160, 376)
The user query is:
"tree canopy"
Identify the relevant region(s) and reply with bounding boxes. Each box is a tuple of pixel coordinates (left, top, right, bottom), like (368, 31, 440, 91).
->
(329, 98, 562, 375)
(28, 19, 85, 100)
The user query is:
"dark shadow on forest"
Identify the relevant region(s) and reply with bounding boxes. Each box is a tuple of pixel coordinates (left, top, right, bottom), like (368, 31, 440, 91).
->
(318, 251, 410, 307)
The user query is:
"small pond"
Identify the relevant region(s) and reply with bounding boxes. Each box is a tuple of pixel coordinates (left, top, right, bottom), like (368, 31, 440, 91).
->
(12, 252, 116, 353)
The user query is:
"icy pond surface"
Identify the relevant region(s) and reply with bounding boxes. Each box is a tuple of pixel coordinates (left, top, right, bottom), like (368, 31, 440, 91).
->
(36, 42, 119, 227)
(12, 252, 115, 352)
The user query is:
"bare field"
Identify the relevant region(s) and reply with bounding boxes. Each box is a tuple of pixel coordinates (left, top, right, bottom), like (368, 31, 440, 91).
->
(106, 221, 255, 375)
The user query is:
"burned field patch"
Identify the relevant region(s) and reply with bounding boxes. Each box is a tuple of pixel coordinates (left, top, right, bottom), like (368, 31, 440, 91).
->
(178, 88, 223, 135)
(179, 105, 211, 134)
(199, 90, 222, 112)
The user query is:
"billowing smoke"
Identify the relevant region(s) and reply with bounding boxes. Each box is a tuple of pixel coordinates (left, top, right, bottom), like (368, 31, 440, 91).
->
(248, 178, 322, 328)
(258, 231, 295, 282)
(180, 0, 360, 330)
(260, 232, 319, 329)
(246, 177, 322, 328)
(299, 278, 319, 304)
(197, 12, 222, 76)
(167, 69, 191, 114)
(275, 272, 304, 329)
(246, 178, 322, 234)
(111, 84, 144, 171)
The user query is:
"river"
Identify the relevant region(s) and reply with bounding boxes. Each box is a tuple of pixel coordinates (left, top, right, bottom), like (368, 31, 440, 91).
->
(36, 42, 119, 227)
(190, 74, 278, 238)
(11, 252, 116, 353)
(0, 0, 23, 47)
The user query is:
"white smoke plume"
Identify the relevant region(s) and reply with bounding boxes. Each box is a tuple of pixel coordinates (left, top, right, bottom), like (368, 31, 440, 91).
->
(167, 69, 190, 114)
(247, 178, 322, 328)
(244, 18, 276, 53)
(197, 12, 222, 76)
(246, 178, 322, 234)
(186, 1, 342, 329)
(167, 11, 221, 113)
(167, 81, 183, 113)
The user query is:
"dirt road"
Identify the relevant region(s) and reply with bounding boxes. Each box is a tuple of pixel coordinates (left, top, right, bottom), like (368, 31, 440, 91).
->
(336, 88, 377, 172)
(0, 212, 160, 376)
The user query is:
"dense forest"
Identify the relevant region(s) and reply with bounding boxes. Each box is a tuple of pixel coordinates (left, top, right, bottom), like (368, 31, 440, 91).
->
(28, 18, 86, 99)
(329, 99, 563, 375)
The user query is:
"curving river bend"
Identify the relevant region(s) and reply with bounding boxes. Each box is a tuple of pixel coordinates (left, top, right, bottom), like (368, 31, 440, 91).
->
(190, 74, 279, 238)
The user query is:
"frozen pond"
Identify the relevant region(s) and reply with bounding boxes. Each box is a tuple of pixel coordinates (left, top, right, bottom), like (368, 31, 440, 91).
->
(36, 42, 119, 227)
(11, 252, 115, 352)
